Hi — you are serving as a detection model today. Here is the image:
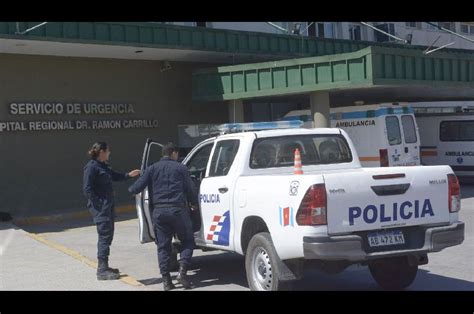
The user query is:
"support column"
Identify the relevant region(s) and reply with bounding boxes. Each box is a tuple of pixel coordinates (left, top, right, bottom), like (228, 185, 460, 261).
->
(310, 91, 330, 128)
(228, 99, 244, 123)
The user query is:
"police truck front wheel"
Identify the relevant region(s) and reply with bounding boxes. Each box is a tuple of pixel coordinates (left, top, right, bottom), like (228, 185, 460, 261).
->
(369, 256, 418, 290)
(245, 232, 293, 291)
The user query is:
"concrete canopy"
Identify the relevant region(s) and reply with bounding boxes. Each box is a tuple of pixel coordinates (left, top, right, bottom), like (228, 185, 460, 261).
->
(192, 46, 474, 105)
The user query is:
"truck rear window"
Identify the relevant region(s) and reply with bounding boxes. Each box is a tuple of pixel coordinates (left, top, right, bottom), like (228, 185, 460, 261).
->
(440, 120, 474, 141)
(250, 134, 352, 169)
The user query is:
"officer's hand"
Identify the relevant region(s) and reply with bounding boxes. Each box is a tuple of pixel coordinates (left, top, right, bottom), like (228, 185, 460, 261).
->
(128, 169, 141, 177)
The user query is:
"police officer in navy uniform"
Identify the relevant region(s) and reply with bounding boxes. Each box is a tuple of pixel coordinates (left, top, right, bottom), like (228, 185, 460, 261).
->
(83, 142, 140, 280)
(128, 142, 198, 291)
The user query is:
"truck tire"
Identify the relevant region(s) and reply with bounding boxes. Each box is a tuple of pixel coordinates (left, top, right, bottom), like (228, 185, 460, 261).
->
(245, 232, 294, 291)
(369, 256, 418, 290)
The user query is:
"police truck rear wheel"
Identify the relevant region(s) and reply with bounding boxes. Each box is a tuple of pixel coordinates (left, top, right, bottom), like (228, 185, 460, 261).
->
(245, 232, 293, 291)
(369, 256, 418, 290)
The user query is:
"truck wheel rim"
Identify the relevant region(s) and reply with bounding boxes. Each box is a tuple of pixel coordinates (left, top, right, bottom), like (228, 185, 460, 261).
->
(252, 247, 272, 291)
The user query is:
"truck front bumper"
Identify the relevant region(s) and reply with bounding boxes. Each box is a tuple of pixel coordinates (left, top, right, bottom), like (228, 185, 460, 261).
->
(303, 222, 464, 262)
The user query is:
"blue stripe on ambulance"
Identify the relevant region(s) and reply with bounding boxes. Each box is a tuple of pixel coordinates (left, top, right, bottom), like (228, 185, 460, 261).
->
(330, 107, 414, 120)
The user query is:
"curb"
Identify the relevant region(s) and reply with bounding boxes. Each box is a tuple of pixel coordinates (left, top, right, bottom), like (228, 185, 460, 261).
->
(13, 204, 136, 226)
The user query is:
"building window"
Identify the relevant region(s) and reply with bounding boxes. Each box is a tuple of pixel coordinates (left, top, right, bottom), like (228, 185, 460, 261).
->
(426, 22, 438, 30)
(438, 22, 456, 31)
(316, 23, 325, 37)
(307, 22, 316, 36)
(374, 23, 396, 42)
(460, 23, 474, 34)
(349, 24, 361, 40)
(405, 22, 417, 28)
(311, 22, 335, 38)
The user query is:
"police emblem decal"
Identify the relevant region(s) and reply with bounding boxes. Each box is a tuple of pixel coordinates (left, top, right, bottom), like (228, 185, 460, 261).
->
(206, 211, 230, 246)
(289, 181, 300, 196)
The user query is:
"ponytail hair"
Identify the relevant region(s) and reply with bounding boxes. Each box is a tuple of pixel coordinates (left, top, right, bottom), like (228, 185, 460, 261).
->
(88, 142, 108, 159)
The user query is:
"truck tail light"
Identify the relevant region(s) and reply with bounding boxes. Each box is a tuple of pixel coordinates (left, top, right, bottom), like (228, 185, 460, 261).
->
(448, 174, 461, 213)
(296, 184, 327, 226)
(380, 149, 389, 167)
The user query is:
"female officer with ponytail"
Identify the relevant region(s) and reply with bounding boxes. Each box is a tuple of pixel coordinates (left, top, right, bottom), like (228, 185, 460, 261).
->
(83, 142, 140, 280)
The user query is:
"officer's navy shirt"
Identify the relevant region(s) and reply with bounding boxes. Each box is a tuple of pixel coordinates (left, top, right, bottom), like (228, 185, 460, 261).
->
(128, 156, 198, 208)
(83, 159, 129, 203)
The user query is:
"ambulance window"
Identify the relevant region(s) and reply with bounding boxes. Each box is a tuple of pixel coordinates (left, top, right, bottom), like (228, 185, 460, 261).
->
(401, 115, 417, 143)
(209, 140, 240, 177)
(386, 116, 402, 145)
(440, 120, 474, 141)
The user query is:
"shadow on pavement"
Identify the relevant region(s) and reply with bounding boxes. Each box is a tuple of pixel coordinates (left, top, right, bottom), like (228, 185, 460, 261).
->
(138, 252, 248, 290)
(18, 211, 138, 234)
(0, 222, 21, 231)
(411, 269, 474, 291)
(187, 252, 248, 289)
(294, 268, 474, 291)
(461, 183, 474, 199)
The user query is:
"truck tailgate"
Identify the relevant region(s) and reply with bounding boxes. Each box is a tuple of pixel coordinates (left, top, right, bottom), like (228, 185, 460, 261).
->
(324, 166, 451, 235)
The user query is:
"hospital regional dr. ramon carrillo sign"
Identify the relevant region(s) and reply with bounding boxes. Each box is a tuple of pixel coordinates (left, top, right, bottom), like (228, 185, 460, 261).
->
(1, 102, 159, 132)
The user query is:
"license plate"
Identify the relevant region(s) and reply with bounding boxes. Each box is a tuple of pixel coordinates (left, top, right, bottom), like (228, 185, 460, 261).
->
(368, 230, 405, 247)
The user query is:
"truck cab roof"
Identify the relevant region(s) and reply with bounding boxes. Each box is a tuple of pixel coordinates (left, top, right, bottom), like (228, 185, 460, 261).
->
(216, 127, 342, 140)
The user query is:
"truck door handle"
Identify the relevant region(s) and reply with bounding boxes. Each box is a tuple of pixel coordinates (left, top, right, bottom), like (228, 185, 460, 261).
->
(218, 187, 228, 193)
(405, 147, 409, 153)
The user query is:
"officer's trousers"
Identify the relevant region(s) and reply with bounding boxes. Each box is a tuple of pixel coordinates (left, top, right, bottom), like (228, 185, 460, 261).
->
(88, 196, 116, 261)
(95, 215, 115, 261)
(152, 206, 195, 274)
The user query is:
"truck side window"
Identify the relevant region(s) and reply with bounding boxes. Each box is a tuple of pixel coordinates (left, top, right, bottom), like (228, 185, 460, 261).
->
(186, 144, 213, 181)
(147, 143, 163, 167)
(209, 140, 240, 177)
(386, 116, 402, 145)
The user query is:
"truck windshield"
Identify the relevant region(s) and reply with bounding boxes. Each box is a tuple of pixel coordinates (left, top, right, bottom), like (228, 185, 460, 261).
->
(250, 134, 352, 169)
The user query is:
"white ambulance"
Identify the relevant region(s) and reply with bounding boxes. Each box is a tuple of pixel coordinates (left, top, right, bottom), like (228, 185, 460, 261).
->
(411, 102, 474, 182)
(281, 103, 421, 168)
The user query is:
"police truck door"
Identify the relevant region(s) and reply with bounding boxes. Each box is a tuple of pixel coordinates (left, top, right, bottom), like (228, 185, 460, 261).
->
(136, 138, 163, 244)
(199, 139, 240, 250)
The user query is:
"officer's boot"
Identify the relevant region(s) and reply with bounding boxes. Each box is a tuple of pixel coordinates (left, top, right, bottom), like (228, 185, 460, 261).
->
(162, 273, 175, 291)
(104, 257, 120, 274)
(97, 258, 120, 280)
(176, 264, 194, 289)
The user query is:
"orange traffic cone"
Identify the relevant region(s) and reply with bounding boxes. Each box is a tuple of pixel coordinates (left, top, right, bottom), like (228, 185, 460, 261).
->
(294, 148, 303, 175)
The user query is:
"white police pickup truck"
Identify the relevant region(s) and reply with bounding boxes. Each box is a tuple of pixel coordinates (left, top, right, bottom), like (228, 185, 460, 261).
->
(135, 121, 465, 291)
